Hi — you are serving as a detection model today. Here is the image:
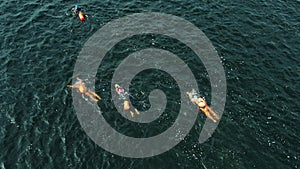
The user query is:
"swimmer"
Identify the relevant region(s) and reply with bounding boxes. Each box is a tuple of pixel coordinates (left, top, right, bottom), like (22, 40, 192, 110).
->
(67, 77, 101, 103)
(115, 84, 125, 97)
(115, 84, 140, 117)
(186, 89, 220, 123)
(72, 4, 88, 21)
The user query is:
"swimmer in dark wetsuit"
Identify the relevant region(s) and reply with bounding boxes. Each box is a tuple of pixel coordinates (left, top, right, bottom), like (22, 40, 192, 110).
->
(67, 77, 101, 103)
(115, 84, 140, 118)
(186, 89, 220, 123)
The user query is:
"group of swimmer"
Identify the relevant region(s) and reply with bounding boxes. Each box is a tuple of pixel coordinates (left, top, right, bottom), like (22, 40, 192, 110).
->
(68, 78, 220, 122)
(67, 77, 140, 117)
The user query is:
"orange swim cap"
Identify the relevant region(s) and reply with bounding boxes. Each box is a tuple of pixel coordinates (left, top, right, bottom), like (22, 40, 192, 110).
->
(78, 12, 85, 21)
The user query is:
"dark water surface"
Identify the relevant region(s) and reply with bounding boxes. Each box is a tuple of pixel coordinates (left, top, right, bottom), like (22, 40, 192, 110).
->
(0, 0, 299, 168)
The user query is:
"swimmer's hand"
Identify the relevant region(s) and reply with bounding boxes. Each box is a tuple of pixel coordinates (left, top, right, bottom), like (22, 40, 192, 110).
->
(67, 85, 74, 88)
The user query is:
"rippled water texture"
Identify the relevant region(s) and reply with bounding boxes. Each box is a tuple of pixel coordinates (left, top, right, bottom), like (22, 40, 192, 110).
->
(0, 0, 299, 168)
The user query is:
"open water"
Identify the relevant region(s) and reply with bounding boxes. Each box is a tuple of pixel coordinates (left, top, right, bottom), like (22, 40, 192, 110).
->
(0, 0, 299, 168)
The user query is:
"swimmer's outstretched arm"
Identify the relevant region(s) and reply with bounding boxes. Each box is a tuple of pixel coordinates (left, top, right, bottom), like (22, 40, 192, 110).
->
(115, 84, 119, 94)
(76, 77, 83, 84)
(186, 92, 192, 100)
(67, 84, 74, 88)
(67, 77, 83, 89)
(67, 84, 79, 88)
(186, 92, 197, 103)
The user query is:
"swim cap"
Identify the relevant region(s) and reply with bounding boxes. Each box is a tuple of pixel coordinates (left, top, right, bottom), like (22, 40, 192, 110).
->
(78, 12, 85, 21)
(118, 88, 125, 93)
(75, 4, 78, 8)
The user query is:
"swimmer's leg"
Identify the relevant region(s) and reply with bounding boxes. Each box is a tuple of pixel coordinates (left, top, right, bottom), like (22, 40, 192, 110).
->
(200, 108, 217, 123)
(85, 92, 99, 103)
(207, 107, 220, 120)
(135, 108, 140, 115)
(130, 111, 134, 117)
(88, 90, 101, 100)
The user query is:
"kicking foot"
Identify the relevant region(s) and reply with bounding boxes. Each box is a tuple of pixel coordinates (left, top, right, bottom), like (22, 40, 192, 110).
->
(130, 111, 134, 118)
(135, 108, 140, 115)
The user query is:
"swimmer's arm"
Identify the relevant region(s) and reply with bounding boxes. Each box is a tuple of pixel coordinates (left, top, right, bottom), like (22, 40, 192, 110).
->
(71, 8, 76, 14)
(186, 92, 193, 101)
(206, 106, 216, 114)
(67, 84, 75, 88)
(67, 83, 80, 88)
(76, 77, 83, 84)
